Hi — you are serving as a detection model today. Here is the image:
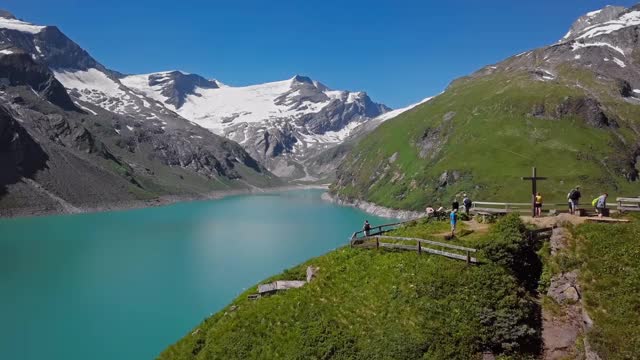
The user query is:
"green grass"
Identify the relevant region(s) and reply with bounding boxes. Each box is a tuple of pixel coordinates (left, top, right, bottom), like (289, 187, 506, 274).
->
(331, 69, 640, 211)
(573, 220, 640, 359)
(159, 216, 542, 360)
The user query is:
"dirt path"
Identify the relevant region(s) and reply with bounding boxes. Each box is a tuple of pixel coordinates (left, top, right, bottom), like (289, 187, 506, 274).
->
(522, 213, 589, 228)
(541, 226, 602, 360)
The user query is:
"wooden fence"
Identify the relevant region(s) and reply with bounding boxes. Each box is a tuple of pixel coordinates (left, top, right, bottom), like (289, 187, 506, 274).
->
(471, 200, 623, 217)
(350, 220, 415, 245)
(617, 197, 640, 213)
(353, 234, 478, 264)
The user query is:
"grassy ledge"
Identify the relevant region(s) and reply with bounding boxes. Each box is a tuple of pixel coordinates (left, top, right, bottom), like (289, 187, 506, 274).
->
(159, 215, 545, 360)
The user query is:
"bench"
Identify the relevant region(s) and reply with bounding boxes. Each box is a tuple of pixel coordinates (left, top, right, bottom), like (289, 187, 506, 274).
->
(617, 197, 640, 213)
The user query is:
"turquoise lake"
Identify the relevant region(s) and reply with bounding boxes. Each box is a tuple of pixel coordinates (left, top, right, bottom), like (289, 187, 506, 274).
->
(0, 189, 393, 360)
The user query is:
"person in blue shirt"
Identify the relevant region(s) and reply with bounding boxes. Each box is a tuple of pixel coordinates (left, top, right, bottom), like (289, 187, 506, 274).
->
(450, 209, 458, 237)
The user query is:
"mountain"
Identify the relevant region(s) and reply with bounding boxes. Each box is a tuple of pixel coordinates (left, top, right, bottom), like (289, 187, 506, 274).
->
(121, 72, 390, 179)
(331, 4, 640, 210)
(0, 11, 279, 216)
(303, 96, 433, 181)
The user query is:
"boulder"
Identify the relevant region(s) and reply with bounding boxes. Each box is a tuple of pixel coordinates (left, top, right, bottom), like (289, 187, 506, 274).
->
(548, 271, 581, 303)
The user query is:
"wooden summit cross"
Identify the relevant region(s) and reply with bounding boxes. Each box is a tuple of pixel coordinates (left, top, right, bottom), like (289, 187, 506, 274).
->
(521, 167, 547, 217)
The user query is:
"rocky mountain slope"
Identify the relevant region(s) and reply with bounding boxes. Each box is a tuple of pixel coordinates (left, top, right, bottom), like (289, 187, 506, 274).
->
(121, 72, 390, 179)
(331, 4, 640, 210)
(303, 96, 432, 182)
(0, 11, 279, 216)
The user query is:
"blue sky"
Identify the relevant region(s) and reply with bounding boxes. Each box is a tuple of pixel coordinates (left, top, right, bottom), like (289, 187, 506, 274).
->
(3, 0, 638, 108)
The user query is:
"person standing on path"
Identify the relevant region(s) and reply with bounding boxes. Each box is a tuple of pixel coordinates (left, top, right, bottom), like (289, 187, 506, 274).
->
(534, 192, 543, 217)
(462, 194, 472, 215)
(452, 198, 460, 213)
(567, 186, 581, 215)
(450, 209, 458, 238)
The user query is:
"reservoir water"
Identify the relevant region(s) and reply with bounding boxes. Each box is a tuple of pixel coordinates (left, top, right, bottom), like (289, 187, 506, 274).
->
(0, 189, 394, 360)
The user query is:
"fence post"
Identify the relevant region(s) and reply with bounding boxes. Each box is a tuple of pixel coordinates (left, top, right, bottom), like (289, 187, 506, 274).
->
(376, 237, 379, 249)
(466, 251, 470, 265)
(418, 241, 421, 255)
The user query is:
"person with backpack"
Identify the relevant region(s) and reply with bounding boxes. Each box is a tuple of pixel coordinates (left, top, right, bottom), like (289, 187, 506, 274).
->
(363, 220, 371, 237)
(567, 186, 581, 215)
(462, 194, 472, 215)
(593, 193, 608, 217)
(534, 192, 543, 217)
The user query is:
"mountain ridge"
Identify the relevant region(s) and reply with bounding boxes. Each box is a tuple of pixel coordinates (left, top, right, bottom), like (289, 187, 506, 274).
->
(121, 71, 391, 178)
(0, 10, 281, 216)
(331, 3, 640, 210)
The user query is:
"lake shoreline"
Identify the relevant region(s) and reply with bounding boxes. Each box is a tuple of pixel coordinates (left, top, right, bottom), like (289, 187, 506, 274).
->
(321, 192, 424, 220)
(0, 184, 330, 219)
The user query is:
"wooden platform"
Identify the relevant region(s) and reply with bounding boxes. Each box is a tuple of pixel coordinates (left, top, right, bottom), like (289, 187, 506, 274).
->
(585, 217, 630, 223)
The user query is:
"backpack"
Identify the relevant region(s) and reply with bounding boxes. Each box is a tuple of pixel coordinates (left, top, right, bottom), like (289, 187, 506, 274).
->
(568, 189, 578, 200)
(592, 198, 599, 207)
(463, 198, 472, 206)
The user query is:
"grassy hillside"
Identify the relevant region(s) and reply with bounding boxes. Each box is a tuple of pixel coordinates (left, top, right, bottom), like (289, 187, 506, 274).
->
(572, 219, 640, 359)
(159, 216, 544, 360)
(331, 66, 640, 211)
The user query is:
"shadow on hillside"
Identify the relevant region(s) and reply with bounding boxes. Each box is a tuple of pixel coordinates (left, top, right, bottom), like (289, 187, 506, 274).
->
(0, 106, 49, 199)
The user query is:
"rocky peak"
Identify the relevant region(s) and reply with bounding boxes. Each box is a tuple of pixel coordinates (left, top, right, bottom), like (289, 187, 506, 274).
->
(0, 10, 16, 19)
(146, 70, 218, 108)
(291, 74, 314, 85)
(0, 51, 79, 111)
(561, 5, 637, 41)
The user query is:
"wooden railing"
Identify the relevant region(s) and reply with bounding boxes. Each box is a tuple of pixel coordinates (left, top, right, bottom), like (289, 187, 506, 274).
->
(350, 220, 416, 245)
(471, 201, 620, 216)
(374, 236, 478, 264)
(471, 201, 531, 214)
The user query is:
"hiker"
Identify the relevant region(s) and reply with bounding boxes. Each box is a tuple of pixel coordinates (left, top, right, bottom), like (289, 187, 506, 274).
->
(363, 220, 371, 237)
(593, 193, 608, 217)
(450, 209, 458, 237)
(452, 198, 460, 212)
(535, 192, 543, 217)
(462, 193, 472, 215)
(567, 186, 581, 215)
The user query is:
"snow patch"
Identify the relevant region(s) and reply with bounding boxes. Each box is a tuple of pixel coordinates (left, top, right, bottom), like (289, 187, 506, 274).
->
(54, 68, 122, 97)
(74, 102, 97, 115)
(613, 57, 626, 67)
(0, 49, 13, 55)
(576, 10, 640, 39)
(586, 9, 603, 17)
(0, 17, 45, 34)
(571, 41, 625, 55)
(374, 96, 433, 122)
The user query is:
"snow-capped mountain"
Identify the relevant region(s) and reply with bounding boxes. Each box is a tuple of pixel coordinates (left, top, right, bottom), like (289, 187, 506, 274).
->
(302, 96, 434, 181)
(472, 4, 640, 89)
(121, 72, 391, 178)
(0, 10, 390, 180)
(0, 10, 279, 215)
